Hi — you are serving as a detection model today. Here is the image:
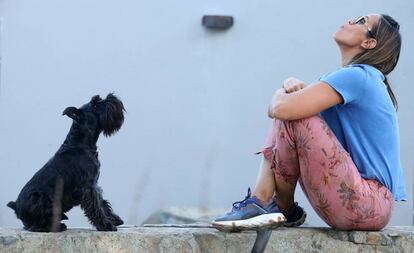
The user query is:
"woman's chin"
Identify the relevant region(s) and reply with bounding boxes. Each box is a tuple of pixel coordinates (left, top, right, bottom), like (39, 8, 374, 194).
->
(333, 32, 348, 47)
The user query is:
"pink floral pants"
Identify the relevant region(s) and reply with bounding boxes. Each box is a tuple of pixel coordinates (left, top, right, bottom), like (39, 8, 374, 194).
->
(261, 115, 394, 230)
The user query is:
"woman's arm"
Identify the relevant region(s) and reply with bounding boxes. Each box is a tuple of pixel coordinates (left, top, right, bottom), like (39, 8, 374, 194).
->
(268, 81, 343, 120)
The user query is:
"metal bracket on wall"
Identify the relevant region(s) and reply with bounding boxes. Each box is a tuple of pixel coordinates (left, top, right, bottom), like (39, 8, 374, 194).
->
(202, 15, 233, 29)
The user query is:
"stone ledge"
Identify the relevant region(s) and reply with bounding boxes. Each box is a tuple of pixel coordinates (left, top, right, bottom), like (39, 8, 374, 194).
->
(1, 225, 413, 253)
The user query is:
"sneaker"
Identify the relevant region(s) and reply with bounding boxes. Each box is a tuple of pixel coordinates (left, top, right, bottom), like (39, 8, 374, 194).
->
(267, 201, 306, 227)
(212, 188, 286, 232)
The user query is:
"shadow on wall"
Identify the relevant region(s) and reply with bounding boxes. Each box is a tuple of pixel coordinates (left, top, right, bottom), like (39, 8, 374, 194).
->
(199, 139, 220, 211)
(127, 158, 153, 225)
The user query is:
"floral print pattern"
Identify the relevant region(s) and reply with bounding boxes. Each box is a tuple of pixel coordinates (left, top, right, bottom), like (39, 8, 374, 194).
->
(259, 115, 394, 231)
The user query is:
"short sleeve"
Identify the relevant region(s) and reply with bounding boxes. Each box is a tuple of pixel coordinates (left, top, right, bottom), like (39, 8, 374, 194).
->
(319, 66, 367, 104)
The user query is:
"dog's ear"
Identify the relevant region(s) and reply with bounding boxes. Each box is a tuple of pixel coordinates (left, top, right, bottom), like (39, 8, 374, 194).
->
(63, 107, 82, 121)
(101, 94, 125, 136)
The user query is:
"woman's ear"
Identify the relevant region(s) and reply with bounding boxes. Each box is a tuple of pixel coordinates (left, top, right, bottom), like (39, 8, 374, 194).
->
(361, 38, 377, 50)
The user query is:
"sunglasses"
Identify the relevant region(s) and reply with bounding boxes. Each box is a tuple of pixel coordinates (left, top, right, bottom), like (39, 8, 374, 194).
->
(354, 16, 376, 38)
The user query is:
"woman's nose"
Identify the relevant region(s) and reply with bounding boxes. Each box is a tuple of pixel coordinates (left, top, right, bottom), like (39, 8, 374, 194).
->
(348, 18, 355, 25)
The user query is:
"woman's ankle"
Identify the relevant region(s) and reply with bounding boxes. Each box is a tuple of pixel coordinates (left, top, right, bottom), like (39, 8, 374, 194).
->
(252, 192, 273, 206)
(278, 201, 295, 215)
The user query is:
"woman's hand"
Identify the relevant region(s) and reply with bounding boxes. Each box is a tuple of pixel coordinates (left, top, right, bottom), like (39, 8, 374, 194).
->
(267, 77, 307, 118)
(268, 82, 343, 120)
(268, 88, 286, 119)
(283, 77, 306, 93)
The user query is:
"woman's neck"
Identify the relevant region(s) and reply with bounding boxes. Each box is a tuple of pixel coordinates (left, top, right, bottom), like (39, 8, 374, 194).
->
(339, 46, 363, 67)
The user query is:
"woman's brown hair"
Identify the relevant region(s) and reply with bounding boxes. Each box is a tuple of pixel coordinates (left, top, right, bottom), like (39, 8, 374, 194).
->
(349, 14, 401, 110)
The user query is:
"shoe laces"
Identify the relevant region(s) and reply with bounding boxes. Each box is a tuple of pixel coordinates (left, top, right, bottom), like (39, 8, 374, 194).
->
(231, 188, 252, 210)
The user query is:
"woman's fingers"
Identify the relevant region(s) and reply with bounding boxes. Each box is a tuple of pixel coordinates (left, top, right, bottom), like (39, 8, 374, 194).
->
(283, 77, 306, 93)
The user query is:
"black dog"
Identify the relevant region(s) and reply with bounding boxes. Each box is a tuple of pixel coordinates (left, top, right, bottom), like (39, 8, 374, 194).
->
(7, 94, 125, 232)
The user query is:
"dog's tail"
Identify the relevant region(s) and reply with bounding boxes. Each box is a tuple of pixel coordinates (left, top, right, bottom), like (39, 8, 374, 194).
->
(7, 201, 16, 211)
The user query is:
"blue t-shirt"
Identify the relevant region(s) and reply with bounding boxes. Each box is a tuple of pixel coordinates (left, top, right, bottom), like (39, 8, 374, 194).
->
(319, 64, 407, 201)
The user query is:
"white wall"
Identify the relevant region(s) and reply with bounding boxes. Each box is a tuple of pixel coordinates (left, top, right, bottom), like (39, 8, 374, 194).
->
(0, 0, 413, 227)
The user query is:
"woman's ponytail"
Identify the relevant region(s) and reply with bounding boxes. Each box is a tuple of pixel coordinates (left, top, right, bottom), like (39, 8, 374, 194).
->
(384, 76, 398, 110)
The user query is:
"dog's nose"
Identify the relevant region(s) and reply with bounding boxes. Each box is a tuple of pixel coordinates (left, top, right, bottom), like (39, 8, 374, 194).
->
(63, 107, 81, 120)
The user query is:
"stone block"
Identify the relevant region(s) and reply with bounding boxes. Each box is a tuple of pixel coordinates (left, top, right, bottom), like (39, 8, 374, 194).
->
(0, 226, 413, 253)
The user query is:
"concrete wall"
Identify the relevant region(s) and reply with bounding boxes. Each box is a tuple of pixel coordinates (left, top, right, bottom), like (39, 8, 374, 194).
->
(0, 0, 413, 228)
(2, 226, 414, 253)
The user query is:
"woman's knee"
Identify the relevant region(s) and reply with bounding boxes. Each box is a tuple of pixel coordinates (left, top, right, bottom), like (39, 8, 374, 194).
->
(284, 115, 325, 129)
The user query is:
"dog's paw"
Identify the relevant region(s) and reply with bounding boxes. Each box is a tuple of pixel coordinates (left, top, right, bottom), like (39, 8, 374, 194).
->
(110, 214, 124, 226)
(27, 226, 49, 232)
(49, 223, 67, 232)
(97, 222, 117, 232)
(60, 223, 67, 231)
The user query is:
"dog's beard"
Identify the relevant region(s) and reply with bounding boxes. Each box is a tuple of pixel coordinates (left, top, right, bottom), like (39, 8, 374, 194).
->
(100, 94, 125, 137)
